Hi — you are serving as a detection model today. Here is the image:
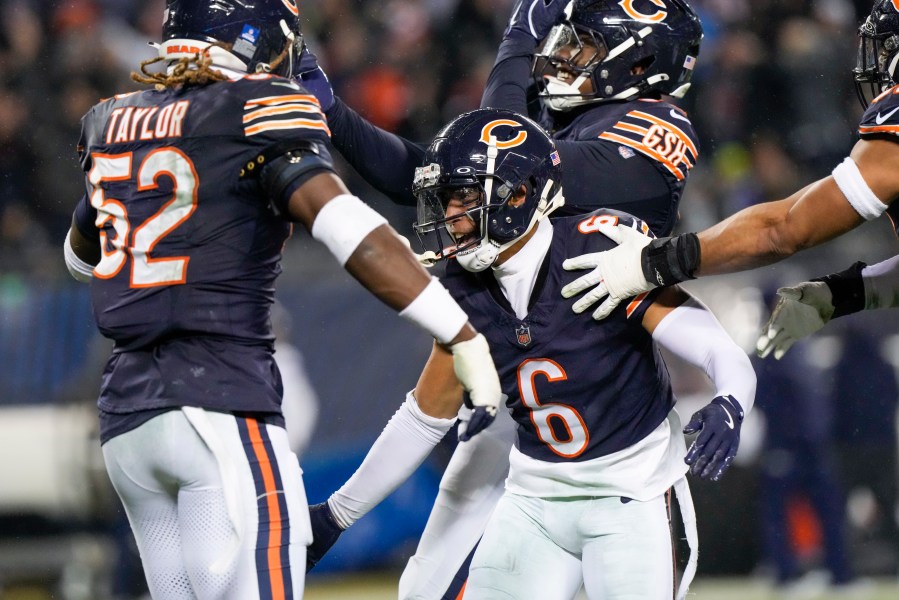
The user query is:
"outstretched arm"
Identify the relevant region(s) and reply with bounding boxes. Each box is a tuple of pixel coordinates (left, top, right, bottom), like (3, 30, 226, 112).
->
(306, 341, 474, 571)
(296, 48, 426, 205)
(643, 287, 756, 481)
(757, 254, 899, 359)
(561, 136, 899, 320)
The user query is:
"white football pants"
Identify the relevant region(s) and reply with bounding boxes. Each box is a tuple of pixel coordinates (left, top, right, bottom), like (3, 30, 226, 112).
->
(465, 491, 675, 600)
(399, 408, 516, 599)
(102, 407, 311, 599)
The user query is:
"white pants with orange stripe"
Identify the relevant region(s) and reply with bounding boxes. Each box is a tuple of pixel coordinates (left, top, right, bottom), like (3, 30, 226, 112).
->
(465, 492, 675, 600)
(102, 407, 311, 600)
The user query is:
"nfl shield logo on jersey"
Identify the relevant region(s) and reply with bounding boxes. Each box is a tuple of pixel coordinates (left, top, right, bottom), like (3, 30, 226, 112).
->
(516, 324, 532, 347)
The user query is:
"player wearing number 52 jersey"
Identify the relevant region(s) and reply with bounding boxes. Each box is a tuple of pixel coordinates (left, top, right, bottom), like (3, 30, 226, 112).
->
(306, 109, 756, 599)
(62, 1, 503, 598)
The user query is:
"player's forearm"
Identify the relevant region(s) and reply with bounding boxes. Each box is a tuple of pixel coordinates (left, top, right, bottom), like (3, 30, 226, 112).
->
(328, 393, 456, 529)
(325, 97, 424, 206)
(652, 297, 756, 413)
(480, 31, 535, 115)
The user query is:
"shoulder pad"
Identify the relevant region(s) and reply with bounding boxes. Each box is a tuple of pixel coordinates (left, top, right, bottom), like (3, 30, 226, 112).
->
(595, 100, 699, 182)
(860, 85, 899, 138)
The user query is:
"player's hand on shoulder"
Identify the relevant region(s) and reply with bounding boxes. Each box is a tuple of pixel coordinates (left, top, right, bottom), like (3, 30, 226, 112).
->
(756, 281, 834, 360)
(561, 222, 657, 320)
(683, 395, 744, 481)
(506, 0, 571, 42)
(306, 501, 345, 572)
(295, 46, 335, 112)
(449, 333, 503, 441)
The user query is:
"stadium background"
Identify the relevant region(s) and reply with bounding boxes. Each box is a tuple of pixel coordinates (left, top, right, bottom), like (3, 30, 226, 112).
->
(1, 0, 898, 598)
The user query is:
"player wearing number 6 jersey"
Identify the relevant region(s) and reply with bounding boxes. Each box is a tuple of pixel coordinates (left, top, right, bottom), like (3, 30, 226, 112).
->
(306, 109, 756, 599)
(62, 1, 502, 598)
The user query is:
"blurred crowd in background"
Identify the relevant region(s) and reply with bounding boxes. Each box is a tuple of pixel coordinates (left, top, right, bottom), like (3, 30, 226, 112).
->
(2, 0, 899, 598)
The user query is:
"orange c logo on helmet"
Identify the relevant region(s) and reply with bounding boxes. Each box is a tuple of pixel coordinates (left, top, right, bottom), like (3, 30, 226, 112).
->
(281, 0, 299, 16)
(893, 0, 899, 12)
(480, 119, 528, 149)
(618, 0, 668, 23)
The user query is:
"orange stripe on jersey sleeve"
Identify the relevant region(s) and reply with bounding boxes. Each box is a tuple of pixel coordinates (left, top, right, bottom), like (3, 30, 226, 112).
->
(859, 124, 899, 135)
(245, 94, 322, 108)
(246, 418, 287, 600)
(625, 292, 651, 318)
(613, 121, 650, 136)
(244, 103, 324, 124)
(599, 132, 686, 180)
(244, 118, 332, 137)
(629, 111, 698, 156)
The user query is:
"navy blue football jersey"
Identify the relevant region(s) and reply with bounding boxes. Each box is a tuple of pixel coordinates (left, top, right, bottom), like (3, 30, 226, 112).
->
(548, 99, 699, 235)
(442, 210, 674, 463)
(75, 74, 330, 427)
(859, 84, 899, 235)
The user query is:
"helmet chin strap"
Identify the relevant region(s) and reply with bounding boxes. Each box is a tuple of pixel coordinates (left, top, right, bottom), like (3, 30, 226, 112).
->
(458, 136, 501, 273)
(458, 179, 564, 273)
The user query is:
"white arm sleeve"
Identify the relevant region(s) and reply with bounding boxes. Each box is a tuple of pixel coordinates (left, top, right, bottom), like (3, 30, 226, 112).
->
(310, 193, 387, 266)
(328, 392, 456, 529)
(831, 157, 889, 220)
(651, 297, 757, 414)
(64, 229, 95, 283)
(863, 254, 899, 311)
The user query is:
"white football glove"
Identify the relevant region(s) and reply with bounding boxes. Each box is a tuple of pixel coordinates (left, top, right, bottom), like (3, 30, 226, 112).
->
(450, 333, 503, 440)
(756, 281, 835, 360)
(561, 223, 656, 320)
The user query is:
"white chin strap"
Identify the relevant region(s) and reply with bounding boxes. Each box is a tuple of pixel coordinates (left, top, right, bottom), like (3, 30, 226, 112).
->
(543, 75, 599, 111)
(456, 242, 501, 272)
(457, 181, 565, 273)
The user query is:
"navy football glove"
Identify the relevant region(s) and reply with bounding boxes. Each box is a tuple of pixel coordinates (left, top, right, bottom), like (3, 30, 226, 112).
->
(296, 47, 335, 112)
(306, 501, 344, 572)
(683, 395, 744, 481)
(505, 0, 570, 41)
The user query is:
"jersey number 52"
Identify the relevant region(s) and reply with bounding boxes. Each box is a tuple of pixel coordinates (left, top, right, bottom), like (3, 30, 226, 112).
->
(88, 149, 198, 288)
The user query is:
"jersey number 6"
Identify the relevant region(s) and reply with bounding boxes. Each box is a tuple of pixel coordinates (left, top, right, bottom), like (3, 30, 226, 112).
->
(518, 358, 589, 458)
(88, 149, 198, 287)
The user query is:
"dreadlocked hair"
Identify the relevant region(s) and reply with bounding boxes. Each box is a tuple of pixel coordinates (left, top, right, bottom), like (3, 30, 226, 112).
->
(132, 49, 228, 90)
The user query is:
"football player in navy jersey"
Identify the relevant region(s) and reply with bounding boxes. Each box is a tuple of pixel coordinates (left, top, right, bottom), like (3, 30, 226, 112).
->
(295, 1, 706, 596)
(559, 0, 899, 359)
(62, 1, 503, 597)
(305, 109, 755, 599)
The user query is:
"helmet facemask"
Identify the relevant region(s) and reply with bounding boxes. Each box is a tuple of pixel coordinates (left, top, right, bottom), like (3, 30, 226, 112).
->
(534, 23, 609, 111)
(855, 17, 899, 107)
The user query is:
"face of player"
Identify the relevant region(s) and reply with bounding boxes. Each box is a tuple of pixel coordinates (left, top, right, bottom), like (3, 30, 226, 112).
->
(553, 38, 603, 94)
(441, 186, 482, 249)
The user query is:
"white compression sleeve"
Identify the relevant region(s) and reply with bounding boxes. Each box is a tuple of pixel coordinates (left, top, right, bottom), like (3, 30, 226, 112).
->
(831, 157, 888, 220)
(64, 229, 95, 283)
(399, 277, 469, 345)
(863, 254, 899, 311)
(651, 297, 757, 413)
(328, 392, 457, 529)
(311, 194, 387, 266)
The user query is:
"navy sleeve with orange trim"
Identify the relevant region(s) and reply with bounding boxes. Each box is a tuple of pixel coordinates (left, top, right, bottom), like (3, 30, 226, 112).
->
(859, 84, 899, 139)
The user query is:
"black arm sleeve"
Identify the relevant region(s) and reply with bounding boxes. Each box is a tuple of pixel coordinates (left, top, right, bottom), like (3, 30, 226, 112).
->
(480, 31, 537, 116)
(552, 139, 681, 236)
(324, 97, 427, 206)
(73, 194, 99, 241)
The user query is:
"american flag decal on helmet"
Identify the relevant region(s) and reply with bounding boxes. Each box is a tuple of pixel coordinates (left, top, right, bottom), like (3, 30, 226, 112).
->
(683, 55, 696, 70)
(550, 150, 561, 166)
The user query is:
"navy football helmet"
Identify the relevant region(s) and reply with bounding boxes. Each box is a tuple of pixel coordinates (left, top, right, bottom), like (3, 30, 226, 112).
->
(855, 0, 899, 107)
(533, 0, 703, 111)
(160, 0, 303, 77)
(413, 109, 564, 272)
